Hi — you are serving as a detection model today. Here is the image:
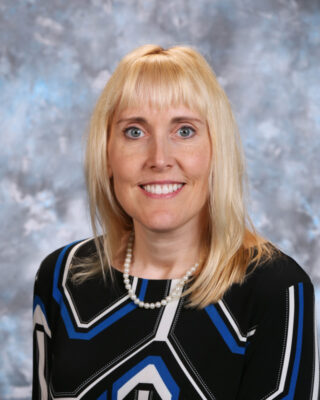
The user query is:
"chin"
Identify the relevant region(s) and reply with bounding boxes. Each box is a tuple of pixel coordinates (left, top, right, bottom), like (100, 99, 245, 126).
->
(146, 221, 179, 231)
(137, 215, 181, 231)
(144, 218, 191, 234)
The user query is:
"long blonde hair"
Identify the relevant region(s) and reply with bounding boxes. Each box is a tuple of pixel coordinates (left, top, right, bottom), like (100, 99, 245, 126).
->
(71, 44, 281, 309)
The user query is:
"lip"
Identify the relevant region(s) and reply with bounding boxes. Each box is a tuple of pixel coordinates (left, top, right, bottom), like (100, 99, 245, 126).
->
(139, 180, 185, 185)
(138, 183, 185, 199)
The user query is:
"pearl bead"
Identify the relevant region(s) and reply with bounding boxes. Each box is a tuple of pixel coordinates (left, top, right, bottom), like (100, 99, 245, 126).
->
(123, 230, 200, 309)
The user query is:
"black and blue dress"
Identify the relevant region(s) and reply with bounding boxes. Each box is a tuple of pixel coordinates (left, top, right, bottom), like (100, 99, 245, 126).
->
(32, 237, 320, 399)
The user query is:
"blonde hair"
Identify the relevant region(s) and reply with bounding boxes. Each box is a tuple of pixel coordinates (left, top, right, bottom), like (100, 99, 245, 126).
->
(71, 44, 281, 309)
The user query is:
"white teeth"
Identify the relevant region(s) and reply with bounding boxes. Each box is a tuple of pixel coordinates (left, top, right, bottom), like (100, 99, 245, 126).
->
(142, 183, 184, 194)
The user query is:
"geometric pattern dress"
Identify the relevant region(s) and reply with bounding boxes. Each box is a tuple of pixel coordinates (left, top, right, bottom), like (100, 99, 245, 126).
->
(32, 237, 320, 399)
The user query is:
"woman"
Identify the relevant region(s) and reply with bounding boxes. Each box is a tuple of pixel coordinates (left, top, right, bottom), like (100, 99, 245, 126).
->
(32, 44, 319, 399)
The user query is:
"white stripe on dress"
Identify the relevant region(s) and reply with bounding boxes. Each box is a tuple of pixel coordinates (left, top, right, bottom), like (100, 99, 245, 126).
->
(62, 238, 138, 329)
(263, 285, 295, 400)
(36, 330, 48, 400)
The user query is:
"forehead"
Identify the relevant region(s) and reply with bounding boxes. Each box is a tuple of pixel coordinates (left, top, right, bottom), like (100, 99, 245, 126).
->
(115, 103, 203, 119)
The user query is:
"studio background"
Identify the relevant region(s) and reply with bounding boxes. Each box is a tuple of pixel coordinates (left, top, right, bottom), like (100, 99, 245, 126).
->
(1, 0, 319, 399)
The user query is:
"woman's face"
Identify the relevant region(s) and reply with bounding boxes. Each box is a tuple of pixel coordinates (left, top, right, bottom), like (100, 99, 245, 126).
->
(107, 103, 212, 233)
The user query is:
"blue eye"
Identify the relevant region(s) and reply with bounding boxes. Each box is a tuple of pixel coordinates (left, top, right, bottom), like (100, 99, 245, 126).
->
(123, 126, 144, 139)
(123, 125, 196, 139)
(177, 125, 196, 138)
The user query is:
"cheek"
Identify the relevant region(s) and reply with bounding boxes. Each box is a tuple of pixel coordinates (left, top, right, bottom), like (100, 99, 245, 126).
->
(108, 141, 132, 180)
(109, 151, 140, 196)
(186, 149, 211, 181)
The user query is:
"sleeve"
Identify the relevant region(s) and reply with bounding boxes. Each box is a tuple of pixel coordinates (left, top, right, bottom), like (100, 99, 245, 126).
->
(236, 280, 320, 400)
(32, 258, 54, 400)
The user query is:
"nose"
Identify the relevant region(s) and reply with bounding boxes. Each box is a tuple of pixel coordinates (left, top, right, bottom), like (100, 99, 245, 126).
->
(145, 134, 174, 171)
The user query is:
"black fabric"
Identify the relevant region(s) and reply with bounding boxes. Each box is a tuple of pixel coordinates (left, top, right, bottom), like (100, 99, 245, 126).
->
(32, 237, 320, 399)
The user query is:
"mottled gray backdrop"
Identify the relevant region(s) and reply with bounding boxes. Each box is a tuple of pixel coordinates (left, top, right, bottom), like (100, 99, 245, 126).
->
(0, 0, 319, 398)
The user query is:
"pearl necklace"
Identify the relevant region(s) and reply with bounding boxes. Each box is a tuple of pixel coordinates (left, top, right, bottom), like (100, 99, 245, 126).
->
(122, 231, 200, 309)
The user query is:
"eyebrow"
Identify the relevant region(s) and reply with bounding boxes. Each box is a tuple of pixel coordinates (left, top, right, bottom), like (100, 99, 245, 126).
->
(116, 116, 205, 125)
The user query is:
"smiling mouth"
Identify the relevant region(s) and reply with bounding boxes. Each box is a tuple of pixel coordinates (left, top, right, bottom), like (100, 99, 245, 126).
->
(139, 183, 185, 195)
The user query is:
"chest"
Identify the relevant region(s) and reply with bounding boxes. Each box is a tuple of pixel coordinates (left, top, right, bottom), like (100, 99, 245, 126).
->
(49, 296, 250, 399)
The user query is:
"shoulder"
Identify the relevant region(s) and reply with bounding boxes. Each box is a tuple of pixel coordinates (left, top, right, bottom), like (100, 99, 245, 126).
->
(34, 236, 98, 287)
(223, 248, 316, 330)
(241, 248, 315, 313)
(246, 248, 313, 293)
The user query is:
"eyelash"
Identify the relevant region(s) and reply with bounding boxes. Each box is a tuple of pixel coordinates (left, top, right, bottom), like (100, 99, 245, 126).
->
(122, 125, 196, 139)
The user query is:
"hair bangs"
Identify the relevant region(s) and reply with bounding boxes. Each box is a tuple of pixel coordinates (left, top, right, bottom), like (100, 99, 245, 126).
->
(115, 57, 208, 119)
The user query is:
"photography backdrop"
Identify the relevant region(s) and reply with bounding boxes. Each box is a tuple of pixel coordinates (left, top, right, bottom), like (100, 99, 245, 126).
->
(1, 0, 319, 398)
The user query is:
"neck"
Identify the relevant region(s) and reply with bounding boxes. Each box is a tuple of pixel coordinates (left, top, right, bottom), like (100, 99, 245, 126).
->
(128, 218, 207, 280)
